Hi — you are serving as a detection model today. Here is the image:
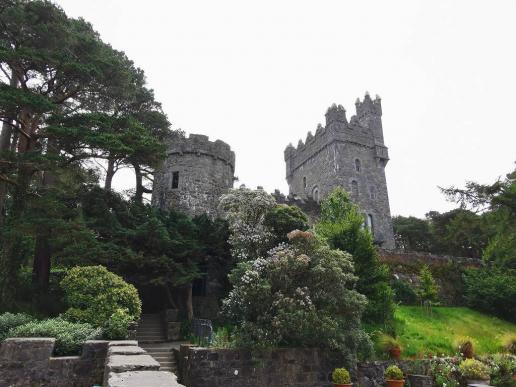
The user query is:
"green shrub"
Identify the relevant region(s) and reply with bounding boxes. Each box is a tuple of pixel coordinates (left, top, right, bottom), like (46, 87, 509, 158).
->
(391, 280, 418, 305)
(222, 230, 371, 362)
(7, 318, 101, 355)
(482, 354, 516, 387)
(210, 326, 234, 349)
(0, 312, 34, 341)
(332, 368, 351, 384)
(463, 268, 516, 322)
(103, 308, 133, 340)
(60, 265, 141, 328)
(458, 358, 490, 380)
(384, 365, 404, 380)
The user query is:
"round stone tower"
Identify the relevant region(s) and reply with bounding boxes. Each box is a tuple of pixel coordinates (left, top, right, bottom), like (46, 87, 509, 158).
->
(152, 133, 235, 217)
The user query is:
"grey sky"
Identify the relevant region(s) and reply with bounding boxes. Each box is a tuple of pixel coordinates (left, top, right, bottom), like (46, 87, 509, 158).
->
(57, 0, 516, 217)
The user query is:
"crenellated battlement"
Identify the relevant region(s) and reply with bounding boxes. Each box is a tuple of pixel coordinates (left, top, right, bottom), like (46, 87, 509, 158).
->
(167, 133, 235, 170)
(284, 92, 384, 176)
(283, 91, 394, 249)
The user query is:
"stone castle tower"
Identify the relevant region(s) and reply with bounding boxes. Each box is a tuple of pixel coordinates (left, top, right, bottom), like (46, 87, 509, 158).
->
(152, 133, 235, 217)
(284, 92, 395, 249)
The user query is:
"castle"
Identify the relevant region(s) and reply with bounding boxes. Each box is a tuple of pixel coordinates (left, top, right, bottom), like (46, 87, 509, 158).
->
(152, 92, 395, 249)
(284, 92, 395, 249)
(151, 134, 235, 217)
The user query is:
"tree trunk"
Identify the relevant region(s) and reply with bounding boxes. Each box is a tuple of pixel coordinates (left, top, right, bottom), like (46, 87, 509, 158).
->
(32, 228, 51, 288)
(164, 285, 179, 309)
(133, 162, 143, 203)
(104, 158, 116, 190)
(0, 76, 18, 226)
(31, 168, 56, 288)
(185, 283, 194, 320)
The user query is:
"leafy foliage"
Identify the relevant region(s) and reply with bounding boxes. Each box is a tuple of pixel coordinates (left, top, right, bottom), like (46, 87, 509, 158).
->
(458, 358, 490, 380)
(0, 0, 173, 305)
(103, 308, 134, 340)
(219, 187, 276, 261)
(7, 318, 101, 356)
(391, 280, 418, 305)
(417, 265, 439, 307)
(0, 312, 34, 340)
(384, 365, 404, 380)
(315, 187, 395, 325)
(222, 230, 371, 363)
(60, 265, 141, 328)
(332, 368, 351, 384)
(463, 268, 516, 323)
(264, 204, 309, 246)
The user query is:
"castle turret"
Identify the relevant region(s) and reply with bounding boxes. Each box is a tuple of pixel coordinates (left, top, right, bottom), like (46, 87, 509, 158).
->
(325, 103, 348, 128)
(355, 92, 384, 144)
(284, 92, 395, 249)
(152, 133, 235, 217)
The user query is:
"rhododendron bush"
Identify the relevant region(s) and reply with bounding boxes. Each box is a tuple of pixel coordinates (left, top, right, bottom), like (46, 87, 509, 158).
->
(222, 230, 372, 362)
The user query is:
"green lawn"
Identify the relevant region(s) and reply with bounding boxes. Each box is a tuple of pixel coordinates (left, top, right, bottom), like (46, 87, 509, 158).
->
(395, 306, 516, 358)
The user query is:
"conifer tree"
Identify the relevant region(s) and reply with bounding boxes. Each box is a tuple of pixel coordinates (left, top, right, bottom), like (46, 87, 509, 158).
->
(315, 187, 395, 325)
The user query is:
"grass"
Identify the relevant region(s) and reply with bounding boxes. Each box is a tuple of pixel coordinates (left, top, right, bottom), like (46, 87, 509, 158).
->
(393, 306, 516, 358)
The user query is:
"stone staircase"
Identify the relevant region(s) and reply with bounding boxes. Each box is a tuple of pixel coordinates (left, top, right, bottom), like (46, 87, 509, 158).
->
(136, 313, 166, 343)
(139, 342, 178, 373)
(136, 313, 179, 373)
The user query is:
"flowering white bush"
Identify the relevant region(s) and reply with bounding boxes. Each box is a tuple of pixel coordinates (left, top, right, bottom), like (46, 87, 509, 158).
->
(219, 187, 276, 260)
(222, 230, 371, 362)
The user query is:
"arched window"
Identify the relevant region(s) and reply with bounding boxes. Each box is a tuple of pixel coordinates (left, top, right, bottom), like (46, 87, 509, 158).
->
(369, 186, 377, 200)
(367, 214, 374, 235)
(303, 176, 307, 189)
(351, 180, 359, 197)
(312, 187, 319, 203)
(355, 159, 361, 172)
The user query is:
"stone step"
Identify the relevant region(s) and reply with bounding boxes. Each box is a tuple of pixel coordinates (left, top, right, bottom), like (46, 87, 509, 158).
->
(136, 329, 164, 334)
(141, 348, 173, 352)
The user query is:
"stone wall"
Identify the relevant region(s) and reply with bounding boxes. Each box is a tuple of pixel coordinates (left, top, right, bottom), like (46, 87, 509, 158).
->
(178, 345, 435, 387)
(379, 249, 483, 305)
(0, 338, 186, 387)
(0, 338, 108, 387)
(284, 94, 395, 249)
(152, 133, 235, 217)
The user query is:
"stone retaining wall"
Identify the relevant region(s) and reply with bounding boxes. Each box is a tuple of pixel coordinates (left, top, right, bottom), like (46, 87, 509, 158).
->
(178, 345, 435, 387)
(0, 338, 185, 387)
(0, 338, 108, 387)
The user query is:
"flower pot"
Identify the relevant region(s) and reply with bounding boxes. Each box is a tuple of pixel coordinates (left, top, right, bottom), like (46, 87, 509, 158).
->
(389, 347, 402, 359)
(333, 384, 352, 387)
(466, 379, 490, 386)
(386, 379, 405, 387)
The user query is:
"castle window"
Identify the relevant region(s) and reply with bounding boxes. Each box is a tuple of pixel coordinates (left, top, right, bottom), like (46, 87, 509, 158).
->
(303, 176, 307, 189)
(171, 171, 179, 189)
(351, 180, 359, 197)
(355, 159, 361, 172)
(312, 187, 319, 203)
(369, 186, 377, 200)
(366, 214, 374, 235)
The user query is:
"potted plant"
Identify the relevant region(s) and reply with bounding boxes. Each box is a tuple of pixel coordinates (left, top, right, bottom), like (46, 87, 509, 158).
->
(378, 334, 402, 359)
(332, 368, 352, 387)
(456, 336, 475, 359)
(458, 359, 490, 385)
(384, 365, 405, 387)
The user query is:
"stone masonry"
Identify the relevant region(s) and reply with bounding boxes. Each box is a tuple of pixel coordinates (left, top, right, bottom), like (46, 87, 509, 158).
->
(152, 133, 235, 217)
(284, 92, 395, 249)
(178, 345, 434, 387)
